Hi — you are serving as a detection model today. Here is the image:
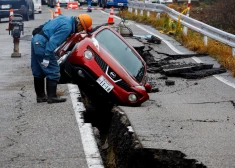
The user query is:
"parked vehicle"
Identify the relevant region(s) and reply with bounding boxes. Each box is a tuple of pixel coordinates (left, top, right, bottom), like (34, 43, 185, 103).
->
(59, 0, 73, 6)
(47, 0, 56, 7)
(106, 0, 127, 8)
(47, 0, 75, 8)
(42, 0, 48, 5)
(33, 0, 42, 13)
(56, 23, 152, 107)
(0, 0, 34, 21)
(79, 0, 98, 6)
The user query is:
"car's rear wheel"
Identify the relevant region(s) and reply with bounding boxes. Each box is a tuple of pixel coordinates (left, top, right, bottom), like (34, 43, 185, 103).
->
(24, 10, 29, 21)
(30, 9, 35, 20)
(39, 11, 42, 14)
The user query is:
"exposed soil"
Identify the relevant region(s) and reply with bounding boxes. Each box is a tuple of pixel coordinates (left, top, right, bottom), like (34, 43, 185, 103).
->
(184, 0, 235, 34)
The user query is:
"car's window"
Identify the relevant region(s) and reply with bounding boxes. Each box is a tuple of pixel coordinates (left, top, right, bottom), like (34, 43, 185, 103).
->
(95, 29, 145, 82)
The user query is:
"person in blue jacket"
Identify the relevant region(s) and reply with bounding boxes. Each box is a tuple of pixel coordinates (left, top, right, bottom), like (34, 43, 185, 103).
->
(31, 14, 92, 104)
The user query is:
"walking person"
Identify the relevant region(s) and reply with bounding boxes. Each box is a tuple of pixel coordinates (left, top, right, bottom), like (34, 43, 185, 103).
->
(31, 14, 92, 103)
(101, 0, 107, 10)
(87, 0, 92, 12)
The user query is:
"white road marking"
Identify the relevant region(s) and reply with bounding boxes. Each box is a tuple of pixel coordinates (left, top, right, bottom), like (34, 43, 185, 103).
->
(213, 75, 235, 89)
(135, 24, 184, 54)
(67, 84, 104, 168)
(101, 11, 235, 89)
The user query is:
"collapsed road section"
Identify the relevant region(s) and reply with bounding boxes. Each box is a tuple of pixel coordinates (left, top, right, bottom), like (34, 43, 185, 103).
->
(78, 36, 228, 167)
(82, 100, 207, 168)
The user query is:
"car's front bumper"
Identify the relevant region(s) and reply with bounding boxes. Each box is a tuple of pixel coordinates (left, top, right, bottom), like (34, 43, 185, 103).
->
(63, 59, 148, 106)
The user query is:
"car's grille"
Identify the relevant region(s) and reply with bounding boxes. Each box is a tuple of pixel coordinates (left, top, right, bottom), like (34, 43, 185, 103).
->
(88, 46, 133, 92)
(93, 49, 107, 72)
(116, 80, 133, 92)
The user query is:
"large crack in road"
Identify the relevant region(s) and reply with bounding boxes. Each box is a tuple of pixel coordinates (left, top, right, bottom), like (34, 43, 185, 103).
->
(78, 35, 227, 168)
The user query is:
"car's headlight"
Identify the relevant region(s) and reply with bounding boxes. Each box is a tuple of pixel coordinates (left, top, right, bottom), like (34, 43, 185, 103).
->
(84, 50, 93, 60)
(128, 94, 137, 102)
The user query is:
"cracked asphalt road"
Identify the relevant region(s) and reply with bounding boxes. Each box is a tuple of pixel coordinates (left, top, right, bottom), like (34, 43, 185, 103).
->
(1, 5, 235, 168)
(119, 23, 235, 168)
(0, 8, 89, 168)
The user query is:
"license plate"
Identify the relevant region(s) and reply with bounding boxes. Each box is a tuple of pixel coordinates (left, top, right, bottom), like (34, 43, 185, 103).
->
(1, 4, 10, 9)
(118, 3, 123, 6)
(96, 75, 114, 93)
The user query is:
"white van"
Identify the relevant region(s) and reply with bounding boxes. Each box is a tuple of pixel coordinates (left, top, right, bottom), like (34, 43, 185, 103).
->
(59, 0, 71, 6)
(33, 0, 42, 13)
(48, 0, 71, 7)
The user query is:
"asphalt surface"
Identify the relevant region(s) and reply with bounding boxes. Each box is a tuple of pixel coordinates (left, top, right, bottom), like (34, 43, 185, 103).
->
(1, 4, 235, 168)
(0, 6, 103, 168)
(118, 20, 235, 168)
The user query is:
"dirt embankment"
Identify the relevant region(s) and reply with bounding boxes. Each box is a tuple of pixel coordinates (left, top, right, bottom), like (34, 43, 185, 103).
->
(184, 0, 235, 35)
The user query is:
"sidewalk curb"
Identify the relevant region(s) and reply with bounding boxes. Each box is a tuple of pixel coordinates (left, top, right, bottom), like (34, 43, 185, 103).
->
(67, 84, 104, 168)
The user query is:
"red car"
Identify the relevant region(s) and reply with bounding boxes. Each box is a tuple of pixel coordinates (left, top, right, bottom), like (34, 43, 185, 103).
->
(56, 23, 151, 106)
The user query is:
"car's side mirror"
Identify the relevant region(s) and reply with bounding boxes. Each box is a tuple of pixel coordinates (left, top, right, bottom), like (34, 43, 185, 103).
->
(144, 83, 152, 93)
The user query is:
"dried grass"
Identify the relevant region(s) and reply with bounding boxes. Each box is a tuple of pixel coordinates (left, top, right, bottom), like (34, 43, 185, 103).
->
(119, 10, 235, 77)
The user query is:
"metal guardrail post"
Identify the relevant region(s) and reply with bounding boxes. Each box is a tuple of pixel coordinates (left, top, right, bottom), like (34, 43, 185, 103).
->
(233, 48, 235, 57)
(135, 8, 138, 15)
(156, 13, 161, 20)
(204, 36, 208, 46)
(147, 11, 150, 17)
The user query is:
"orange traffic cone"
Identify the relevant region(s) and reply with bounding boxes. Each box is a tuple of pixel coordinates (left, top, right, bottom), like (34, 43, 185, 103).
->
(9, 8, 14, 19)
(53, 5, 59, 18)
(57, 1, 61, 15)
(7, 8, 14, 30)
(107, 7, 114, 24)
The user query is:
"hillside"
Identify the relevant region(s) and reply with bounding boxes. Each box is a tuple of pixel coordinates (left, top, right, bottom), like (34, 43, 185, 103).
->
(184, 0, 235, 35)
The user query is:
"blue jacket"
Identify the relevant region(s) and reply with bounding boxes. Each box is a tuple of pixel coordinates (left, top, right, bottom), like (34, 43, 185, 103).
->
(42, 16, 76, 58)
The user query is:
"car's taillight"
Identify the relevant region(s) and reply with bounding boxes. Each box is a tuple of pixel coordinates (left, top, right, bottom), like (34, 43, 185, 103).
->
(84, 50, 93, 60)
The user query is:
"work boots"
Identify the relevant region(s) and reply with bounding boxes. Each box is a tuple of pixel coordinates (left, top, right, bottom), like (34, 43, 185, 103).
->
(34, 77, 47, 103)
(46, 78, 67, 104)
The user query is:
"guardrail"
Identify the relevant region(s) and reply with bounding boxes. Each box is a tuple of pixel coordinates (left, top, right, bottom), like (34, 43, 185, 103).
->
(127, 1, 235, 56)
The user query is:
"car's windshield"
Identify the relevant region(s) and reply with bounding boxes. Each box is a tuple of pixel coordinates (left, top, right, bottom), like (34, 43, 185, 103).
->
(95, 29, 145, 82)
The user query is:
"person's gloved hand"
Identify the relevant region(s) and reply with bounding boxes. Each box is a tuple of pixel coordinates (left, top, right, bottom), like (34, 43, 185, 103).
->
(41, 59, 49, 68)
